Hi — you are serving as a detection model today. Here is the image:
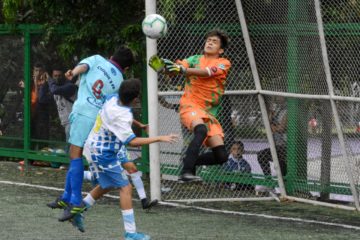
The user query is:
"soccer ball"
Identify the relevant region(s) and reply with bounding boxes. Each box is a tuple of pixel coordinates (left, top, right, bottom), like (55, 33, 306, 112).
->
(142, 14, 167, 39)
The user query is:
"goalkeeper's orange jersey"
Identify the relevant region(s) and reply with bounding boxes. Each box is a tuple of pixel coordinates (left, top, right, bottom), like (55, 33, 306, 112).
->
(177, 55, 231, 113)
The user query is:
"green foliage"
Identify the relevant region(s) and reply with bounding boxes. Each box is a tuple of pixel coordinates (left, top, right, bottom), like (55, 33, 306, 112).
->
(2, 0, 21, 23)
(1, 0, 146, 68)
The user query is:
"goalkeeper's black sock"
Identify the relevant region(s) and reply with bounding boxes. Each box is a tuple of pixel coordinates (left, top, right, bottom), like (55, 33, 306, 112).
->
(195, 145, 228, 166)
(181, 124, 207, 174)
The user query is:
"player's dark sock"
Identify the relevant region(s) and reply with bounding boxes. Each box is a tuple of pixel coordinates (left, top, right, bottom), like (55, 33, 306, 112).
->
(69, 158, 84, 206)
(61, 169, 72, 203)
(195, 145, 227, 166)
(181, 124, 207, 174)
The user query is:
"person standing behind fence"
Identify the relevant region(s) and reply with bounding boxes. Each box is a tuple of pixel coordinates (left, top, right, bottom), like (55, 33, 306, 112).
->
(48, 67, 78, 148)
(46, 46, 135, 223)
(31, 62, 52, 147)
(257, 98, 287, 177)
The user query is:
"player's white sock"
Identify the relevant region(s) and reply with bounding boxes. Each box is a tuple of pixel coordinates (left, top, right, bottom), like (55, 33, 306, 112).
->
(83, 193, 96, 208)
(130, 171, 146, 200)
(122, 209, 136, 233)
(83, 170, 92, 181)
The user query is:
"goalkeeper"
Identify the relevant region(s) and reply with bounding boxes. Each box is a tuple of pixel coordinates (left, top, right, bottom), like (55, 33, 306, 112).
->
(150, 29, 231, 182)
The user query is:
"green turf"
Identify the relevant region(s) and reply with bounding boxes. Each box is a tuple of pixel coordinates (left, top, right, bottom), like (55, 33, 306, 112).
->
(1, 161, 360, 240)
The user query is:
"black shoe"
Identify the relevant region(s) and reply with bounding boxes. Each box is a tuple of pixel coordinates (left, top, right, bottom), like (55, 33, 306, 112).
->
(141, 198, 158, 210)
(178, 173, 202, 183)
(47, 196, 68, 209)
(58, 202, 87, 222)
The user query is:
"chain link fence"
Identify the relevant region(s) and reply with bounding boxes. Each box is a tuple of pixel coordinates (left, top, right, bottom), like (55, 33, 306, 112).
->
(152, 0, 360, 208)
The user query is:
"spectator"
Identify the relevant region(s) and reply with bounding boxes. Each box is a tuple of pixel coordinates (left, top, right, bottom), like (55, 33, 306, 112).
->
(31, 62, 53, 148)
(48, 67, 78, 149)
(257, 98, 287, 177)
(223, 140, 253, 191)
(224, 140, 251, 173)
(308, 116, 318, 134)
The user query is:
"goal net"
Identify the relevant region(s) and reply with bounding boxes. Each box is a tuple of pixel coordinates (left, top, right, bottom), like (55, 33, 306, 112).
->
(147, 0, 360, 208)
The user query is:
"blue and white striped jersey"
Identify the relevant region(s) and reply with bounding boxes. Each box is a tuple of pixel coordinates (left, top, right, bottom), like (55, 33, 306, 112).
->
(84, 94, 136, 163)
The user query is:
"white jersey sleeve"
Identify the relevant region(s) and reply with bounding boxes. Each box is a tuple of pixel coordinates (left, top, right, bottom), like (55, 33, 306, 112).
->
(101, 96, 136, 144)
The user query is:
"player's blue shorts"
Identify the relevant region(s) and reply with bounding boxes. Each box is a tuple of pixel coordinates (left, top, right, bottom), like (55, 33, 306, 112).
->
(117, 145, 132, 165)
(68, 112, 96, 147)
(88, 156, 129, 189)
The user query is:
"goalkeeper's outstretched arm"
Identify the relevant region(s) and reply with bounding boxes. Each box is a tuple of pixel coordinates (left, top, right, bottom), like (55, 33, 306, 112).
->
(163, 59, 211, 77)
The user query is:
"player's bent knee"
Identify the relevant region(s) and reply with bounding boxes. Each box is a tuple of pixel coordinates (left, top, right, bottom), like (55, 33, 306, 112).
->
(124, 163, 138, 174)
(193, 124, 208, 138)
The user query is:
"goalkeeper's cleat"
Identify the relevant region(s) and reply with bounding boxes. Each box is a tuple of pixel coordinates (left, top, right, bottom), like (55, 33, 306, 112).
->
(70, 213, 85, 233)
(148, 55, 165, 72)
(46, 196, 68, 209)
(124, 232, 151, 240)
(178, 173, 202, 183)
(58, 202, 87, 222)
(141, 198, 158, 210)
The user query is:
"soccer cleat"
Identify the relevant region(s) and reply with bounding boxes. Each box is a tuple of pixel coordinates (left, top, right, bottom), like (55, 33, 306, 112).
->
(46, 196, 68, 209)
(58, 202, 87, 222)
(178, 173, 202, 183)
(124, 232, 151, 240)
(70, 213, 85, 233)
(141, 198, 158, 210)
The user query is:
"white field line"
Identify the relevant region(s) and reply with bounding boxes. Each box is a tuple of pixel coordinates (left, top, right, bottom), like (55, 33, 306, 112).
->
(1, 180, 360, 231)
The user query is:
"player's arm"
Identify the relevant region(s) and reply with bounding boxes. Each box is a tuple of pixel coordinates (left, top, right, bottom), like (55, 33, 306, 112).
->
(128, 134, 178, 147)
(133, 119, 149, 134)
(65, 64, 88, 80)
(183, 68, 210, 77)
(163, 59, 229, 78)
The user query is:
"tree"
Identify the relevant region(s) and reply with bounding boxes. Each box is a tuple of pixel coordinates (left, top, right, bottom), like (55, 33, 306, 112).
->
(1, 0, 146, 69)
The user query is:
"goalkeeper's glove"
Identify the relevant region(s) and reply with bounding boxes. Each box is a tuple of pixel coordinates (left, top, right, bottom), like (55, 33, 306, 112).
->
(163, 59, 187, 75)
(148, 55, 165, 73)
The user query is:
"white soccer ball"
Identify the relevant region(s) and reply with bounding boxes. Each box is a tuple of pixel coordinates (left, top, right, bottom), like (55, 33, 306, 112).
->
(142, 14, 167, 39)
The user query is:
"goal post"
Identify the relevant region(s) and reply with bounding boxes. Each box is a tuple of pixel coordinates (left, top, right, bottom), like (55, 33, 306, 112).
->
(146, 0, 360, 210)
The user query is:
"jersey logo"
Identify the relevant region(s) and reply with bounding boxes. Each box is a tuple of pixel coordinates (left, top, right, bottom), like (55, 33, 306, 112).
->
(111, 67, 117, 76)
(87, 97, 103, 109)
(218, 64, 225, 70)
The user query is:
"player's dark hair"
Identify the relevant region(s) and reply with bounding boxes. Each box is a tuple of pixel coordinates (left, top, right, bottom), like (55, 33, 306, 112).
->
(51, 66, 63, 73)
(232, 140, 244, 151)
(205, 29, 229, 50)
(111, 46, 135, 69)
(119, 78, 141, 105)
(34, 62, 45, 70)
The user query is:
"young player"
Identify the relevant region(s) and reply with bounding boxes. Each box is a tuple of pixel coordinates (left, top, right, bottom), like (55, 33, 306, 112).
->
(149, 29, 231, 182)
(47, 46, 137, 222)
(83, 145, 159, 210)
(78, 79, 178, 239)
